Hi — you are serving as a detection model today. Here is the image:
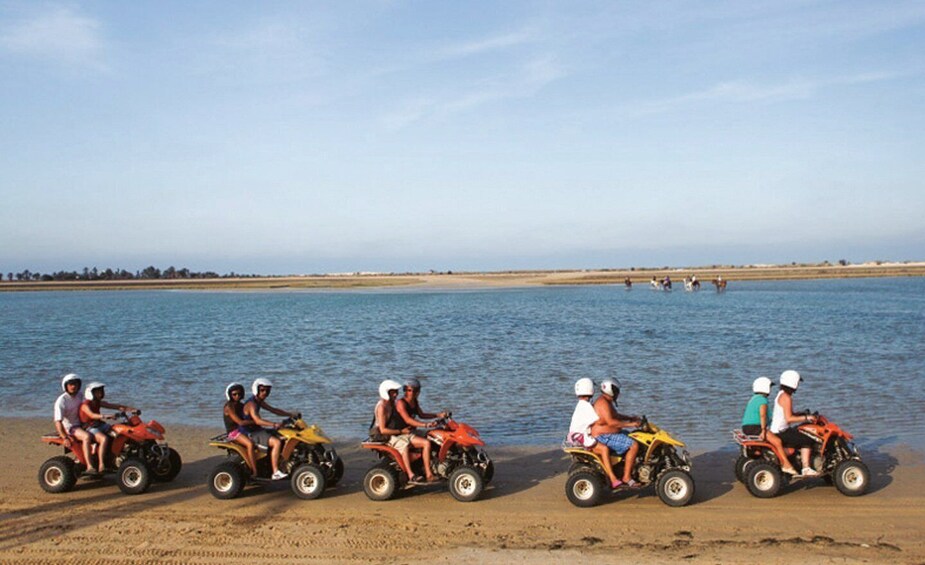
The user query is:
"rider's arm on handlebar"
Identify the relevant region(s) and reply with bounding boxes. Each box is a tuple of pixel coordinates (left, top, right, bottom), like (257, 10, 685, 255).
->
(780, 394, 816, 425)
(99, 400, 136, 413)
(244, 402, 280, 429)
(395, 399, 433, 428)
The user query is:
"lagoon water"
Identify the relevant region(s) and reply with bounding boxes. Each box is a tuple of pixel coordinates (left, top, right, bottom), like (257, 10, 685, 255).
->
(1, 278, 923, 449)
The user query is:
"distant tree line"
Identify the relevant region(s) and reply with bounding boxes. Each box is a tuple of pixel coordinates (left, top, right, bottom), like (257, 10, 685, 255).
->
(3, 266, 262, 282)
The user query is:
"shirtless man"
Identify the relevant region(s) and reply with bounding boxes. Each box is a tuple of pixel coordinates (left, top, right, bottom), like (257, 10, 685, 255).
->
(591, 378, 642, 488)
(243, 378, 298, 480)
(395, 377, 447, 483)
(568, 378, 621, 489)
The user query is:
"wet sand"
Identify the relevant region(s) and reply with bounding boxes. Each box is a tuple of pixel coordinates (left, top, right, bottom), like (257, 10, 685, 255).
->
(1, 417, 922, 564)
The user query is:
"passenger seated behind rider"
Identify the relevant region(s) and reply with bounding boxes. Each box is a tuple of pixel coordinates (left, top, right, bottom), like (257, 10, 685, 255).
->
(568, 378, 622, 489)
(53, 374, 94, 475)
(395, 377, 447, 484)
(592, 378, 642, 488)
(80, 382, 137, 475)
(771, 370, 819, 477)
(223, 383, 258, 476)
(741, 377, 797, 475)
(371, 379, 421, 484)
(243, 378, 298, 481)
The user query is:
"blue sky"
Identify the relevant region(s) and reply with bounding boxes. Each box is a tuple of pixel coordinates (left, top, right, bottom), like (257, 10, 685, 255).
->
(1, 1, 923, 274)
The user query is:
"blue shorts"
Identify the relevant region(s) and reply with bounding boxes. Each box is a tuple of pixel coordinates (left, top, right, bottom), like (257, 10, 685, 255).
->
(595, 432, 635, 455)
(86, 421, 113, 436)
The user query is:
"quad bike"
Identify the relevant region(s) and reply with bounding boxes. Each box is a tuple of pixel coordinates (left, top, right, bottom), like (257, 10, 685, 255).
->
(39, 410, 182, 495)
(361, 414, 493, 502)
(563, 416, 694, 508)
(207, 416, 343, 500)
(732, 412, 869, 498)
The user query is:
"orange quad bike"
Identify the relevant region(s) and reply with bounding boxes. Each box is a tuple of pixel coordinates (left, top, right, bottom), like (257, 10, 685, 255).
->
(732, 411, 869, 498)
(39, 410, 182, 495)
(361, 414, 493, 502)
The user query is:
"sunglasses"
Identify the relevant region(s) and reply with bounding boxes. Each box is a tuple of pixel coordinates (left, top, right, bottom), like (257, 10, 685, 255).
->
(230, 390, 243, 396)
(404, 387, 420, 392)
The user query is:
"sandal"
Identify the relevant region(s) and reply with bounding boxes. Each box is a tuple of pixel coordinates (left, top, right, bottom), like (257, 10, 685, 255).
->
(610, 479, 624, 490)
(624, 479, 641, 489)
(408, 475, 425, 485)
(782, 467, 799, 476)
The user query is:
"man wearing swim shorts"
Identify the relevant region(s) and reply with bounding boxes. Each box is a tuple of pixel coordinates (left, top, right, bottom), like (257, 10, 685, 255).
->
(591, 378, 642, 488)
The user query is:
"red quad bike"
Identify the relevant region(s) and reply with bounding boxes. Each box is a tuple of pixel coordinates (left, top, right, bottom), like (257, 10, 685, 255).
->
(361, 414, 493, 502)
(39, 410, 182, 495)
(732, 412, 869, 498)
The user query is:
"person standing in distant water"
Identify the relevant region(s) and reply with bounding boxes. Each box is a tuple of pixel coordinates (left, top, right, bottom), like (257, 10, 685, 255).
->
(624, 277, 632, 289)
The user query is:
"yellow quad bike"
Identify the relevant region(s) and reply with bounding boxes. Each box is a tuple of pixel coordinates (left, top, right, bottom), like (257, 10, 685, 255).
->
(564, 416, 694, 508)
(208, 416, 343, 500)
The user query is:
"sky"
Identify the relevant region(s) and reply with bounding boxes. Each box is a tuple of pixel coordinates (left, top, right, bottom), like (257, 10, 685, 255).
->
(1, 1, 923, 274)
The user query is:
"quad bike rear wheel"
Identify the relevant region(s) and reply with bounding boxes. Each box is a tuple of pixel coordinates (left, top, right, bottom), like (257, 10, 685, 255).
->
(328, 457, 345, 486)
(656, 469, 695, 507)
(363, 463, 400, 501)
(565, 470, 604, 508)
(209, 462, 245, 500)
(291, 463, 326, 500)
(734, 455, 756, 484)
(38, 456, 78, 493)
(151, 447, 182, 482)
(745, 462, 782, 498)
(117, 457, 152, 495)
(834, 460, 869, 497)
(448, 465, 484, 502)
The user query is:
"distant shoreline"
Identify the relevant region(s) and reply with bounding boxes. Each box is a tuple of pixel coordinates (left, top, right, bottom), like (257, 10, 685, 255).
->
(1, 262, 923, 292)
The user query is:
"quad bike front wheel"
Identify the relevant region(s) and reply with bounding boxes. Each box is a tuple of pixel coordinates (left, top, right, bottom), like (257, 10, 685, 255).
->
(38, 456, 78, 493)
(834, 460, 869, 497)
(151, 447, 182, 482)
(117, 457, 152, 495)
(363, 463, 400, 501)
(209, 462, 245, 500)
(565, 470, 604, 508)
(448, 465, 484, 502)
(291, 464, 326, 500)
(745, 462, 782, 498)
(656, 469, 695, 507)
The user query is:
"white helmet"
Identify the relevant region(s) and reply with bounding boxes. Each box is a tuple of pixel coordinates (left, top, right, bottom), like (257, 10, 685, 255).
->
(601, 378, 621, 397)
(379, 379, 402, 400)
(574, 378, 594, 397)
(780, 370, 802, 390)
(225, 382, 245, 401)
(61, 373, 81, 392)
(252, 378, 273, 396)
(752, 377, 773, 395)
(84, 382, 105, 400)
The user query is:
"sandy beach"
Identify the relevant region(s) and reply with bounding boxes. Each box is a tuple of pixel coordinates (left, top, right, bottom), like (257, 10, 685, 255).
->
(1, 417, 922, 564)
(2, 263, 924, 292)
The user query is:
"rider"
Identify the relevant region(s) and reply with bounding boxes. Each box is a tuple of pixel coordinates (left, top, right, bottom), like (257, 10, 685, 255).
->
(53, 374, 95, 475)
(591, 378, 642, 488)
(371, 379, 420, 484)
(243, 378, 298, 480)
(741, 377, 797, 475)
(568, 378, 622, 489)
(80, 382, 137, 475)
(395, 377, 446, 483)
(770, 370, 819, 476)
(223, 383, 258, 476)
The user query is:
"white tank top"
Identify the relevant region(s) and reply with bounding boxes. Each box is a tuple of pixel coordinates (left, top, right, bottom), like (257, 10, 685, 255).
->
(770, 390, 789, 434)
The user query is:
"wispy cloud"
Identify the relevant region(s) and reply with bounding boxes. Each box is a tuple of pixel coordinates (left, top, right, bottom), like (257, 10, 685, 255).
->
(627, 71, 913, 117)
(0, 6, 107, 70)
(381, 56, 566, 129)
(438, 28, 539, 58)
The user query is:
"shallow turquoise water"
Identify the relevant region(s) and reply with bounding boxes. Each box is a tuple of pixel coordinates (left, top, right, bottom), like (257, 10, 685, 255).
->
(2, 277, 922, 449)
